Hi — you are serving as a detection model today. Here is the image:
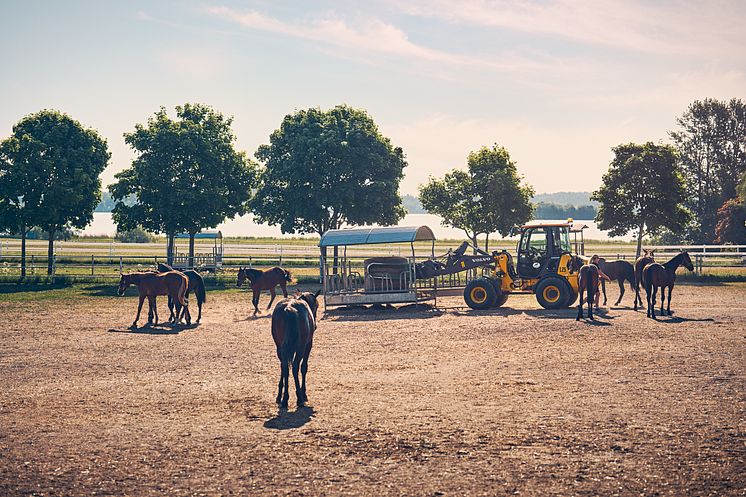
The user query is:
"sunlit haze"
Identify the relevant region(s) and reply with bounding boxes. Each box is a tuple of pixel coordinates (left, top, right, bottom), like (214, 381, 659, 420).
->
(2, 0, 744, 194)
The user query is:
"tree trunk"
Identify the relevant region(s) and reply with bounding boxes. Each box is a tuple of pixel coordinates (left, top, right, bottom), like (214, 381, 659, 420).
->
(635, 223, 644, 258)
(188, 233, 195, 268)
(485, 233, 490, 253)
(470, 233, 479, 254)
(167, 234, 175, 266)
(20, 226, 27, 278)
(47, 225, 55, 275)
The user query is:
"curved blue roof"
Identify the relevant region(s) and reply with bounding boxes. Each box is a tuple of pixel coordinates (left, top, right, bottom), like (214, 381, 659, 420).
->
(319, 226, 435, 247)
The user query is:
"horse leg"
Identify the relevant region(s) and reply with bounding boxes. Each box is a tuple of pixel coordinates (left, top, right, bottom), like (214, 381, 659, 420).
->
(275, 348, 284, 405)
(252, 289, 260, 315)
(168, 295, 175, 323)
(650, 286, 657, 320)
(615, 279, 624, 306)
(267, 287, 277, 310)
(588, 284, 594, 320)
(280, 355, 290, 408)
(149, 296, 158, 325)
(659, 286, 666, 316)
(601, 279, 607, 306)
(292, 353, 303, 407)
(132, 295, 146, 328)
(300, 343, 311, 403)
(280, 281, 288, 298)
(667, 285, 673, 315)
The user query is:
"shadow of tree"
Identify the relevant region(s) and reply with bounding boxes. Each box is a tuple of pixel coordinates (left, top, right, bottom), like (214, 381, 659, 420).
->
(264, 406, 315, 430)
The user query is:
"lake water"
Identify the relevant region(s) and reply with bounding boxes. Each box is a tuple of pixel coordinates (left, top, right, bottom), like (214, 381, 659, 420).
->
(81, 212, 635, 242)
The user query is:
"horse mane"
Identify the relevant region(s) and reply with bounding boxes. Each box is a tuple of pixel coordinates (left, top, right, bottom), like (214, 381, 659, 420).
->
(663, 251, 687, 270)
(243, 267, 263, 279)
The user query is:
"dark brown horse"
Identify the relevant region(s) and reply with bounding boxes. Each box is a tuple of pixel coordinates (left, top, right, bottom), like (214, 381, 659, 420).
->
(118, 271, 188, 329)
(576, 263, 600, 321)
(634, 249, 655, 311)
(596, 258, 636, 306)
(570, 256, 605, 320)
(237, 266, 292, 315)
(271, 290, 321, 408)
(156, 263, 207, 323)
(642, 251, 694, 319)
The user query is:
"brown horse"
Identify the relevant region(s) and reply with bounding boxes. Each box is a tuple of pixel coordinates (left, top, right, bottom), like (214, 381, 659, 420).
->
(156, 263, 207, 323)
(118, 271, 189, 328)
(642, 251, 694, 319)
(596, 258, 636, 306)
(633, 249, 655, 311)
(576, 263, 600, 321)
(237, 266, 292, 315)
(271, 291, 321, 408)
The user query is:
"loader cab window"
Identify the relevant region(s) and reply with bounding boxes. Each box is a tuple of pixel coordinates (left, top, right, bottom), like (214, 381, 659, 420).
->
(549, 226, 571, 255)
(518, 227, 548, 278)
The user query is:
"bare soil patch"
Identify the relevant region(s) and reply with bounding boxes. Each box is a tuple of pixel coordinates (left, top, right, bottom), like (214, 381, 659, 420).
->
(1, 284, 744, 496)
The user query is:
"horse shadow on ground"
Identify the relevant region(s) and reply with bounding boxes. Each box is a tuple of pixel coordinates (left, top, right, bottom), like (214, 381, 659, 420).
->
(323, 303, 443, 322)
(653, 315, 716, 324)
(264, 406, 315, 430)
(107, 322, 200, 335)
(520, 307, 616, 321)
(0, 281, 73, 294)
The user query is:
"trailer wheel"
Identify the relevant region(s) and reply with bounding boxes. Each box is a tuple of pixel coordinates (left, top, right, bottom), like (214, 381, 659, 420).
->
(535, 277, 570, 309)
(464, 278, 497, 310)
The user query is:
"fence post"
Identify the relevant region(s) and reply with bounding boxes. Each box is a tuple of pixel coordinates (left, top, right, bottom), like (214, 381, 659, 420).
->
(31, 255, 34, 275)
(279, 246, 283, 266)
(119, 256, 123, 273)
(91, 254, 95, 275)
(249, 256, 252, 268)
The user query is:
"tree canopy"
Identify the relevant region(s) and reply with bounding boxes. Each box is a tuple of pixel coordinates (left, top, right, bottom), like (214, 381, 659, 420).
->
(592, 142, 690, 256)
(251, 105, 407, 237)
(669, 98, 746, 242)
(419, 144, 534, 251)
(0, 110, 109, 274)
(110, 103, 255, 264)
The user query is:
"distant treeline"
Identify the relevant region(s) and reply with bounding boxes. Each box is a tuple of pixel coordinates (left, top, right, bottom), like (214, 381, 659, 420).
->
(400, 193, 596, 219)
(97, 191, 597, 220)
(533, 202, 596, 220)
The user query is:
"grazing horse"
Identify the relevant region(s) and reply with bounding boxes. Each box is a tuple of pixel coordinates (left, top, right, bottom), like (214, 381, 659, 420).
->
(118, 271, 188, 329)
(271, 291, 321, 408)
(642, 251, 694, 319)
(237, 266, 292, 315)
(634, 249, 656, 311)
(155, 263, 207, 323)
(596, 258, 636, 306)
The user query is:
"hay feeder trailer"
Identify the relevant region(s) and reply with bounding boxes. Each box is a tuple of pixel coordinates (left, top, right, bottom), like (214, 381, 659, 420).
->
(319, 226, 438, 308)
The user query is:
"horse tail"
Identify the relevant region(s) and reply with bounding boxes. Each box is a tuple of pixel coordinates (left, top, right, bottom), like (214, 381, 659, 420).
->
(284, 269, 292, 283)
(282, 307, 299, 363)
(194, 273, 207, 305)
(178, 274, 188, 307)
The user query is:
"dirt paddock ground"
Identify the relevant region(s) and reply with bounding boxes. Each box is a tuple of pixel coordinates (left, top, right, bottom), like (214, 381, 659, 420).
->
(1, 283, 744, 496)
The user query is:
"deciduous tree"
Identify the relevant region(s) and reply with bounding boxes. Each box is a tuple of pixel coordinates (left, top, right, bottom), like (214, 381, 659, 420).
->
(419, 144, 534, 251)
(592, 142, 690, 257)
(670, 98, 746, 242)
(111, 104, 255, 266)
(251, 105, 407, 239)
(0, 110, 109, 274)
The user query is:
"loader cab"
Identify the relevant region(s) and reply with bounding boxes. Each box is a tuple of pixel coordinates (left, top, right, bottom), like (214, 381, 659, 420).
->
(517, 224, 572, 279)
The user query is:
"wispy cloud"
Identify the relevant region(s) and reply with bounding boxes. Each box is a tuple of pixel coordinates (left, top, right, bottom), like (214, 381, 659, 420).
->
(396, 0, 746, 57)
(205, 5, 580, 73)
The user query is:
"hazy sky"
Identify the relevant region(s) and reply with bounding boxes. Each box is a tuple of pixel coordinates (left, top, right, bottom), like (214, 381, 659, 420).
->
(1, 1, 744, 195)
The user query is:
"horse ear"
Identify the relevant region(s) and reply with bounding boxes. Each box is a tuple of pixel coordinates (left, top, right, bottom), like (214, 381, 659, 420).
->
(314, 289, 321, 298)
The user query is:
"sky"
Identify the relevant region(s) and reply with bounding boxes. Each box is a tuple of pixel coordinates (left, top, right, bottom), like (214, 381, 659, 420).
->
(1, 0, 744, 195)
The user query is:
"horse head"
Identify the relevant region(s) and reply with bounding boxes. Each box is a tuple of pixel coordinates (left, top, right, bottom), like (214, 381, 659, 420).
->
(680, 251, 695, 272)
(298, 290, 322, 321)
(237, 267, 246, 287)
(118, 273, 131, 296)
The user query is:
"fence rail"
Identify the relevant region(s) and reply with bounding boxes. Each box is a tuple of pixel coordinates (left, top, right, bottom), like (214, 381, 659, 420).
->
(0, 245, 744, 279)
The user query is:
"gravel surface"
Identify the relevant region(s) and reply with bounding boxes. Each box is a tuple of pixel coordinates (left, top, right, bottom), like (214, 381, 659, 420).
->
(1, 283, 744, 496)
